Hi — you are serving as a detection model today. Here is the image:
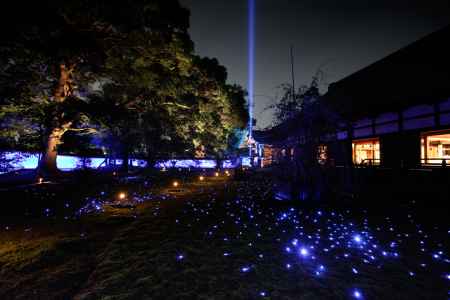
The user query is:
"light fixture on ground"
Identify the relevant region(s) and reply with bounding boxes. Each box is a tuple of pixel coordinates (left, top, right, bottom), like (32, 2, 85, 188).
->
(173, 181, 179, 187)
(199, 175, 205, 181)
(118, 192, 127, 200)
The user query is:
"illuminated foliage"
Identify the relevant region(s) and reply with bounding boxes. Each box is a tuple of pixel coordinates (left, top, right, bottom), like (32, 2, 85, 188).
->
(0, 0, 249, 173)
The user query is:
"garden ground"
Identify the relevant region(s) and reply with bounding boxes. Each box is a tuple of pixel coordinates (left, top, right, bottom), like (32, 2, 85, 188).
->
(0, 170, 449, 299)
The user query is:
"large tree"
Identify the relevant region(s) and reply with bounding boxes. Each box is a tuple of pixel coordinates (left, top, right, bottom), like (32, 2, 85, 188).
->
(91, 54, 249, 169)
(85, 7, 194, 171)
(184, 57, 249, 162)
(0, 0, 192, 176)
(1, 1, 249, 175)
(270, 73, 343, 200)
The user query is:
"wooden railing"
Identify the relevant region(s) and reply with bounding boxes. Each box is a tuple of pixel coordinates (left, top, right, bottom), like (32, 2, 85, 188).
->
(354, 159, 381, 167)
(420, 158, 450, 167)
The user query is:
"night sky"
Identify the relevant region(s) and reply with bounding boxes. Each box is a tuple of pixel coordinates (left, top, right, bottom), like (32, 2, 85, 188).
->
(180, 0, 450, 129)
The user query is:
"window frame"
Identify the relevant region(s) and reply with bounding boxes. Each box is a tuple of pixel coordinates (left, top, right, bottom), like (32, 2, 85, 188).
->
(352, 137, 381, 166)
(420, 129, 450, 166)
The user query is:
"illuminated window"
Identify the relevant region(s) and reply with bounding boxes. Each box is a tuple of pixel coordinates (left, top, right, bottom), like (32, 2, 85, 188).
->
(262, 145, 274, 167)
(352, 138, 380, 165)
(421, 130, 450, 165)
(317, 145, 328, 165)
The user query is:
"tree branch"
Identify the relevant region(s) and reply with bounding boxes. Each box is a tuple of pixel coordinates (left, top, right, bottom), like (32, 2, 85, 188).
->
(161, 102, 190, 109)
(66, 127, 98, 134)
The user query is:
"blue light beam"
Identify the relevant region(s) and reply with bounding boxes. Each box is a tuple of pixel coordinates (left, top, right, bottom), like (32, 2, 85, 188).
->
(248, 0, 255, 139)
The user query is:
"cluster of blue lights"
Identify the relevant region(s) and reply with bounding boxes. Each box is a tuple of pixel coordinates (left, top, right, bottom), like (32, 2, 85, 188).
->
(75, 188, 172, 216)
(4, 156, 448, 298)
(169, 179, 450, 298)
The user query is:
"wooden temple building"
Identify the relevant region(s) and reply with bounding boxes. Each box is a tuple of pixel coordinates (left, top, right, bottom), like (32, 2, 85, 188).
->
(253, 25, 450, 201)
(254, 25, 450, 170)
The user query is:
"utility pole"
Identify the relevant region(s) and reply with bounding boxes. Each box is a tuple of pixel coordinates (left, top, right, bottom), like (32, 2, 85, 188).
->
(290, 45, 296, 102)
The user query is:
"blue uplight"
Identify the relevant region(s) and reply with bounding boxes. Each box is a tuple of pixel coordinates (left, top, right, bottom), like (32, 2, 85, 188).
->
(247, 0, 255, 138)
(241, 266, 251, 273)
(353, 234, 363, 243)
(352, 289, 363, 299)
(299, 247, 309, 257)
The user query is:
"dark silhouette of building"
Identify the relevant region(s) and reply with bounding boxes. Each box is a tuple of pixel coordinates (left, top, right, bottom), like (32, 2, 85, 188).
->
(254, 25, 450, 202)
(256, 25, 450, 169)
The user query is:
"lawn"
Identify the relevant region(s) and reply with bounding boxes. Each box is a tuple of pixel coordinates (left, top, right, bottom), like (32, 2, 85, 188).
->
(0, 172, 448, 299)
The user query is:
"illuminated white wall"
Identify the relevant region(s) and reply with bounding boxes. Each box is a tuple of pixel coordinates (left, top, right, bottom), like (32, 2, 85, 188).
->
(1, 152, 250, 172)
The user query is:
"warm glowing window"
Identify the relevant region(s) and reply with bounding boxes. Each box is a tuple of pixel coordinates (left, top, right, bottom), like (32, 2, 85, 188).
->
(317, 145, 328, 165)
(421, 131, 450, 165)
(262, 145, 274, 167)
(352, 138, 380, 165)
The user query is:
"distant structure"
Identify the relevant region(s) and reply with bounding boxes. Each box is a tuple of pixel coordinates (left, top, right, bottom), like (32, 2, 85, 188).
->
(254, 25, 450, 169)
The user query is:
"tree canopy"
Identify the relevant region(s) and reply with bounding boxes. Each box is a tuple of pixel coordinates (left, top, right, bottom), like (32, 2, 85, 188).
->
(0, 0, 248, 175)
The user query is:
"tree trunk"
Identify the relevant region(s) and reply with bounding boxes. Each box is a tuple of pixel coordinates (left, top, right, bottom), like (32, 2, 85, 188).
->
(146, 153, 157, 170)
(215, 157, 223, 170)
(38, 124, 70, 177)
(55, 63, 74, 102)
(37, 63, 75, 178)
(121, 150, 129, 173)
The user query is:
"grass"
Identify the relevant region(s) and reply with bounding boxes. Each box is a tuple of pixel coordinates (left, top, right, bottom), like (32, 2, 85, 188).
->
(0, 176, 230, 299)
(0, 173, 448, 299)
(0, 174, 225, 299)
(0, 207, 139, 299)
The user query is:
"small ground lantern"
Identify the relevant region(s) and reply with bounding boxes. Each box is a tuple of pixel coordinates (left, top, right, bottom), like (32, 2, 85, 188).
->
(118, 192, 127, 200)
(215, 172, 220, 177)
(173, 181, 179, 187)
(199, 175, 205, 181)
(38, 177, 44, 184)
